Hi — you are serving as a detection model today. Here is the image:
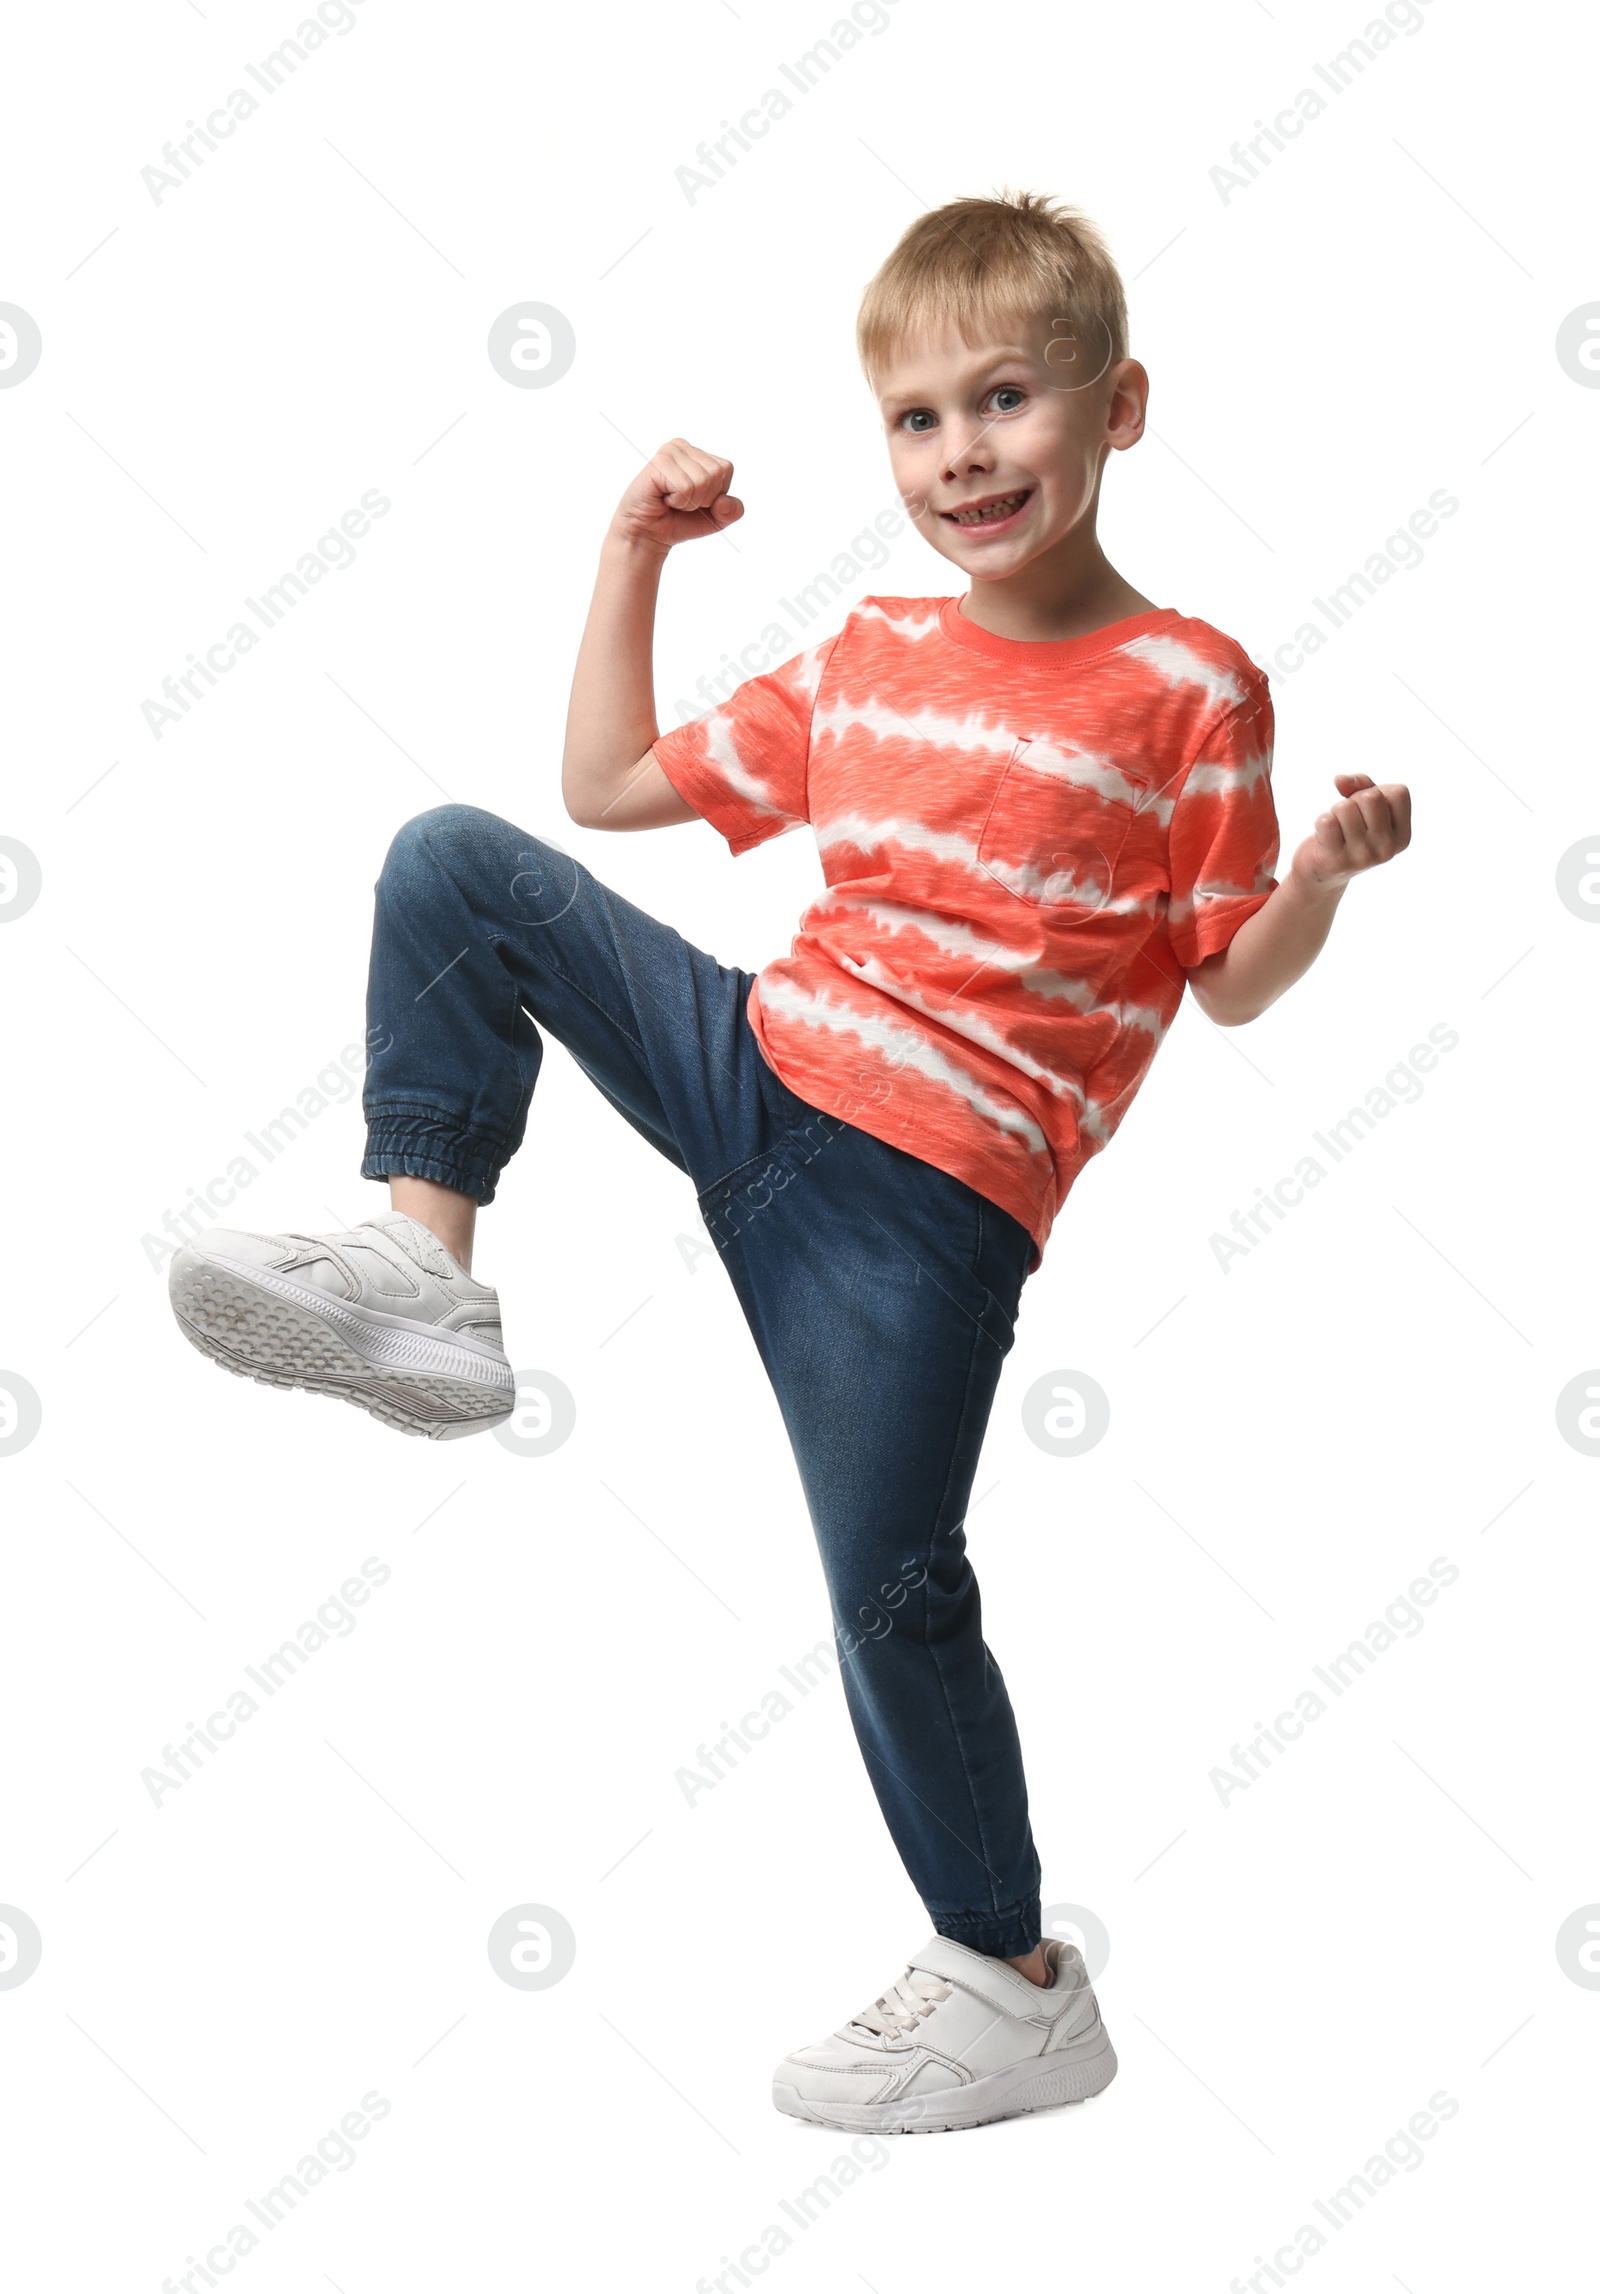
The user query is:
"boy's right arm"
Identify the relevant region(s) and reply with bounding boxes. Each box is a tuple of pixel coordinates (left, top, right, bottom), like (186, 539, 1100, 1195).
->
(561, 439, 743, 832)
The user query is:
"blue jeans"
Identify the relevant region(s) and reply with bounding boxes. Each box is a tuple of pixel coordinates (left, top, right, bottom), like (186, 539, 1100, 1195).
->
(360, 805, 1042, 1959)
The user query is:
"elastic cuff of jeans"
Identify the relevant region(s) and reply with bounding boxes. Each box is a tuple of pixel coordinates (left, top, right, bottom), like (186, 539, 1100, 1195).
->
(361, 1112, 510, 1208)
(933, 1896, 1041, 1963)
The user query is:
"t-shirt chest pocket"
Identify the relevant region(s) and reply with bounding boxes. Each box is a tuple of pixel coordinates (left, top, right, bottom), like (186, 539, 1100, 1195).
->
(975, 736, 1153, 913)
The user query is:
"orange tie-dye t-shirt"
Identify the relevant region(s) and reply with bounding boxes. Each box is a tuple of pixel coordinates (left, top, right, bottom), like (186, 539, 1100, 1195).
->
(652, 594, 1280, 1270)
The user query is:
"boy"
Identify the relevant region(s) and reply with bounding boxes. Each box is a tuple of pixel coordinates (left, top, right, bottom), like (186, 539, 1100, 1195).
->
(169, 192, 1409, 2134)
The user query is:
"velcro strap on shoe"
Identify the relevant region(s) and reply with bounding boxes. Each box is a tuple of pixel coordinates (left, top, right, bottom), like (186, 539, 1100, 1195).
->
(363, 1214, 461, 1283)
(908, 1935, 1083, 2023)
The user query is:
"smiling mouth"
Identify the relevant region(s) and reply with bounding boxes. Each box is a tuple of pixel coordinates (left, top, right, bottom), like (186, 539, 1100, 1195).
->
(943, 489, 1032, 527)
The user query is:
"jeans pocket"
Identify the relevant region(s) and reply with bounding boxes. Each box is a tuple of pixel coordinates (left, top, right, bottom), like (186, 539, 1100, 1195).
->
(753, 1041, 837, 1138)
(697, 1148, 799, 1256)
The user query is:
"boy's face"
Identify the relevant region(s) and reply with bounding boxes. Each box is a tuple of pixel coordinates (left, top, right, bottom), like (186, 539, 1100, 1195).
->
(872, 312, 1147, 582)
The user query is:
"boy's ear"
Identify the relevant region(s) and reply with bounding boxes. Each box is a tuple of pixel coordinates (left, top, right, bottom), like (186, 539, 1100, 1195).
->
(1105, 358, 1149, 449)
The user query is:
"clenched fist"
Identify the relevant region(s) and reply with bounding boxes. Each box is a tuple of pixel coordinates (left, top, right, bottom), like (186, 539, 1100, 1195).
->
(611, 439, 744, 555)
(1291, 773, 1412, 894)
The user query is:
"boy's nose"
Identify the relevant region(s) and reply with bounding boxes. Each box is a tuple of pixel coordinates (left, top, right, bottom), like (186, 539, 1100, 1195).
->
(941, 425, 994, 480)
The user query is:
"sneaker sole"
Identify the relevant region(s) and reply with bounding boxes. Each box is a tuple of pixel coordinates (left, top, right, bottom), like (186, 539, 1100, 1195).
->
(772, 2021, 1117, 2135)
(169, 1244, 516, 1442)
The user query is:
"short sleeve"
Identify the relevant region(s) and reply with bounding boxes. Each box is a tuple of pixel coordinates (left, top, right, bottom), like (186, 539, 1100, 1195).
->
(652, 634, 840, 857)
(1166, 672, 1280, 968)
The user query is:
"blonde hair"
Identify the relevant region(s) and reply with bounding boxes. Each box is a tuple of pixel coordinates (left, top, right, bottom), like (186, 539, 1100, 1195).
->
(856, 190, 1129, 383)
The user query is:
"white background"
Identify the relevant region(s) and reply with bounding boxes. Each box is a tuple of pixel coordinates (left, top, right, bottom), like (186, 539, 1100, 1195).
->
(2, 0, 1595, 2286)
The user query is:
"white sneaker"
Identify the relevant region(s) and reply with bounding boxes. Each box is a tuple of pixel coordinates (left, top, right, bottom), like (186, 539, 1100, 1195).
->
(773, 1934, 1117, 2134)
(169, 1212, 515, 1440)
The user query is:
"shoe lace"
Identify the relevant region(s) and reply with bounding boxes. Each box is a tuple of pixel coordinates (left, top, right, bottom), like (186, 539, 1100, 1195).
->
(848, 1969, 953, 2039)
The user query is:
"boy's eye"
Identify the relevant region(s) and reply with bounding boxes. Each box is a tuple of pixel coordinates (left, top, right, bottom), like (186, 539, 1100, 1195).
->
(895, 385, 1024, 433)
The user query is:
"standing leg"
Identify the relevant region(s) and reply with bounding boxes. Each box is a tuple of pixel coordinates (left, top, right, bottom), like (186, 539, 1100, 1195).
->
(699, 1113, 1043, 1960)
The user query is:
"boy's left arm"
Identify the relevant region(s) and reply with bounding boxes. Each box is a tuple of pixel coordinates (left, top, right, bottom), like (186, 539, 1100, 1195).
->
(1185, 773, 1411, 1026)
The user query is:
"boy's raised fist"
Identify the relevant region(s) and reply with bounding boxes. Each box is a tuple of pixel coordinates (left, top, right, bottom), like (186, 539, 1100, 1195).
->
(1292, 772, 1412, 893)
(613, 439, 744, 553)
